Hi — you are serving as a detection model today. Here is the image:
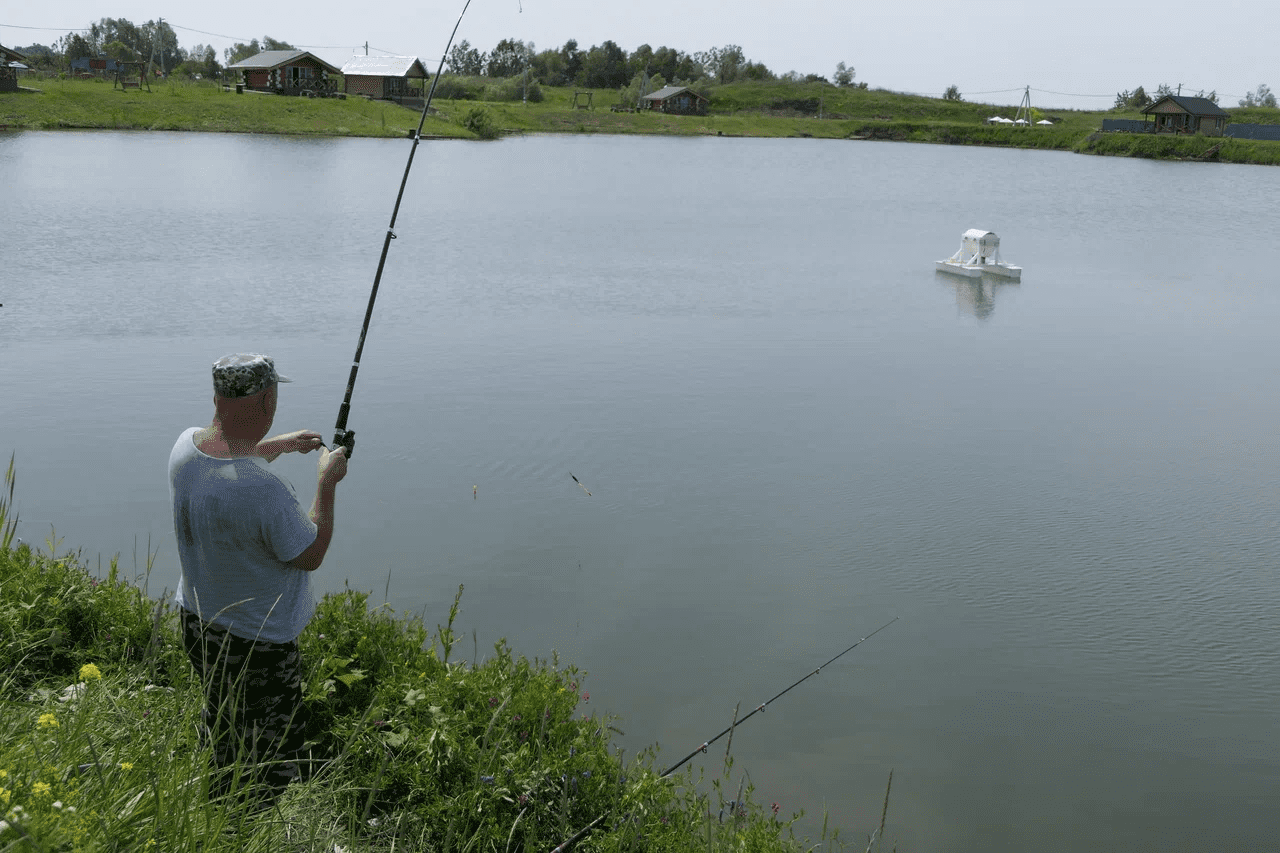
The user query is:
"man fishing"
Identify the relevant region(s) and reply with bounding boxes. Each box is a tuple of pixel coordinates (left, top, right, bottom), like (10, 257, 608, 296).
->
(169, 353, 347, 801)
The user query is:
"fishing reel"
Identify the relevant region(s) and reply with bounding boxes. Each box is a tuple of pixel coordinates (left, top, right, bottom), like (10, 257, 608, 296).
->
(332, 429, 356, 459)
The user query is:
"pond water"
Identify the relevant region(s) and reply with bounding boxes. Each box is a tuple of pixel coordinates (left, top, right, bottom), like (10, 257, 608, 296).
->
(2, 129, 1278, 852)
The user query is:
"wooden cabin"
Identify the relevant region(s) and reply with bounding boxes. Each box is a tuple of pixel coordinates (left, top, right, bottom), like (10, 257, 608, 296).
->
(1141, 95, 1229, 136)
(340, 55, 429, 105)
(0, 44, 26, 92)
(640, 85, 709, 116)
(225, 50, 341, 96)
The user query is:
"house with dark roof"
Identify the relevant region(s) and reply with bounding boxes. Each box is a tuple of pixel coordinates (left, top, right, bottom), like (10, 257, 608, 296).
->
(1, 44, 26, 92)
(340, 55, 429, 105)
(1142, 94, 1230, 136)
(640, 85, 709, 116)
(225, 50, 341, 96)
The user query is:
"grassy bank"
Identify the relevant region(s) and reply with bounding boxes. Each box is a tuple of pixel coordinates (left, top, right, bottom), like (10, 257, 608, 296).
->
(0, 77, 460, 138)
(5, 75, 1278, 164)
(0, 461, 868, 852)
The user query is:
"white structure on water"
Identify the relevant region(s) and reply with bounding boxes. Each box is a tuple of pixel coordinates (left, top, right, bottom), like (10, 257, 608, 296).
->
(936, 229, 1022, 280)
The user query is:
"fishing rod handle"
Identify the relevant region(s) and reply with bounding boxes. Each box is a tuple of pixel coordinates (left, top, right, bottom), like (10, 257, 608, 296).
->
(332, 429, 356, 459)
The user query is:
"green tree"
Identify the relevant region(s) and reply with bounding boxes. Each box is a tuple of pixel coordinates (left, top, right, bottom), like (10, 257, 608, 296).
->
(834, 62, 855, 87)
(103, 40, 135, 63)
(1113, 85, 1151, 110)
(628, 43, 654, 79)
(943, 84, 962, 101)
(447, 39, 486, 75)
(1239, 83, 1277, 107)
(580, 40, 627, 88)
(560, 39, 583, 83)
(487, 38, 531, 78)
(261, 36, 295, 51)
(224, 39, 261, 66)
(60, 32, 95, 61)
(698, 44, 746, 84)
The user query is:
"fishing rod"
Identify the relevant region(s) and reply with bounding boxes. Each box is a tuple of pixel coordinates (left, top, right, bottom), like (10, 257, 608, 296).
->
(330, 0, 475, 458)
(549, 615, 900, 852)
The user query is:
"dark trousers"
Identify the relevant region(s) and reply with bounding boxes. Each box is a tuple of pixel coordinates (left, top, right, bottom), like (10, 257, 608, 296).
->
(180, 609, 310, 799)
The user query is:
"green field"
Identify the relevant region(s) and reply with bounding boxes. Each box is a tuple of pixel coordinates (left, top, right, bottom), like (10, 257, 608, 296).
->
(4, 75, 1280, 165)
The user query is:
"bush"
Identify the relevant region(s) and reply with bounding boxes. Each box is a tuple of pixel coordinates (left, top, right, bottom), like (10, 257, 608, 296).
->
(431, 75, 481, 101)
(483, 77, 543, 103)
(459, 106, 500, 139)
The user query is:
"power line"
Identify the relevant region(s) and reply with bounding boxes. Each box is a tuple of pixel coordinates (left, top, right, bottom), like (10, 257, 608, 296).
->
(0, 23, 91, 32)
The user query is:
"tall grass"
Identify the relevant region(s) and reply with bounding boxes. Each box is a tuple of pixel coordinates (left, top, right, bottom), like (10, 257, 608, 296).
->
(0, 461, 871, 851)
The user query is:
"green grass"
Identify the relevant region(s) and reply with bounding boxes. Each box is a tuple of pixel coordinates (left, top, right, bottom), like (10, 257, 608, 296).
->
(0, 457, 867, 852)
(9, 74, 1274, 163)
(0, 77, 465, 138)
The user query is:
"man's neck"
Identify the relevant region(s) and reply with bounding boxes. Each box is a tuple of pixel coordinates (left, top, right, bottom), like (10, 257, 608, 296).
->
(195, 424, 260, 459)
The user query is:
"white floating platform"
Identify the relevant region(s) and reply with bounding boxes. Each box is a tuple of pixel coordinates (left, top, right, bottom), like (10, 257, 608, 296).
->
(935, 259, 1022, 280)
(936, 229, 1022, 281)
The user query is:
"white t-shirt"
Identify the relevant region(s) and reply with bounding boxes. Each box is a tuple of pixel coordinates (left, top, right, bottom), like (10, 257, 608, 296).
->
(169, 427, 318, 643)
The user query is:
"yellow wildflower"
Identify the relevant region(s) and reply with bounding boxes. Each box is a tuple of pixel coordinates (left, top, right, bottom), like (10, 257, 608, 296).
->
(0, 787, 10, 806)
(37, 713, 59, 730)
(31, 781, 51, 798)
(79, 663, 103, 681)
(119, 762, 133, 771)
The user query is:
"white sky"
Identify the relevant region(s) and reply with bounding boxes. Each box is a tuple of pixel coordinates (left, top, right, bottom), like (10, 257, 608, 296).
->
(4, 0, 1277, 109)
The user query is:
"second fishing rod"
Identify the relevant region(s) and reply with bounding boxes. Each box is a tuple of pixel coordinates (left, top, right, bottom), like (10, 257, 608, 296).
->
(330, 0, 475, 458)
(549, 615, 900, 853)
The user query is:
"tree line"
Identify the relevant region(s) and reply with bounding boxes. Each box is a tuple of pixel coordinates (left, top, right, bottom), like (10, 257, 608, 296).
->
(446, 38, 862, 92)
(13, 21, 861, 91)
(1114, 83, 1276, 110)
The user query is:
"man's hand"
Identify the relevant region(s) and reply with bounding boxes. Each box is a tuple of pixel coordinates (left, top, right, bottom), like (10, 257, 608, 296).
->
(256, 431, 326, 462)
(293, 445, 348, 573)
(317, 445, 348, 488)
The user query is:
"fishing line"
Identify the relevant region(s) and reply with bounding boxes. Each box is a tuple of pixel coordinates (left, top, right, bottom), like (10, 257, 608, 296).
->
(329, 0, 475, 457)
(549, 615, 900, 852)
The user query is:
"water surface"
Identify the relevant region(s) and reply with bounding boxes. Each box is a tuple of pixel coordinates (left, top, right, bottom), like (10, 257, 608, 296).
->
(2, 130, 1278, 852)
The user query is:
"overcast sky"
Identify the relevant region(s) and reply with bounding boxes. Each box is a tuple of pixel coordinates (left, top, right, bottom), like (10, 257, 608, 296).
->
(5, 1, 1277, 109)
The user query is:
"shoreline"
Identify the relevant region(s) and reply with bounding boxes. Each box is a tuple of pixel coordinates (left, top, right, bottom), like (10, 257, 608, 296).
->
(5, 77, 1280, 165)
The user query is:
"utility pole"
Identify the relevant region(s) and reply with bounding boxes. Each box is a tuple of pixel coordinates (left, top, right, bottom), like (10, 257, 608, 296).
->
(1177, 83, 1182, 96)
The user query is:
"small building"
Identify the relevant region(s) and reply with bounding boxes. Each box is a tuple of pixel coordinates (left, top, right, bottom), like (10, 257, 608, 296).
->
(225, 50, 341, 96)
(641, 85, 709, 116)
(340, 55, 429, 105)
(69, 56, 123, 77)
(1, 44, 26, 92)
(1142, 95, 1229, 136)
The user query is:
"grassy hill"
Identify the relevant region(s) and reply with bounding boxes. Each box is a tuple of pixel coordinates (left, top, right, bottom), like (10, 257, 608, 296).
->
(4, 75, 1280, 165)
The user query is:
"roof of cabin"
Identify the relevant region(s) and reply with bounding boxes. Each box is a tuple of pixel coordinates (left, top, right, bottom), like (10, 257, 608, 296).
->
(1142, 94, 1229, 118)
(340, 55, 429, 78)
(641, 85, 707, 102)
(226, 50, 340, 74)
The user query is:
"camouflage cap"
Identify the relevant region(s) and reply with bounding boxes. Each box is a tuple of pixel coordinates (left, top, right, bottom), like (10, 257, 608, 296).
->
(211, 353, 292, 399)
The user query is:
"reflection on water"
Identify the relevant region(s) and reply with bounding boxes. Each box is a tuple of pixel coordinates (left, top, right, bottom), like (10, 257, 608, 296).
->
(3, 132, 1280, 853)
(938, 271, 1020, 320)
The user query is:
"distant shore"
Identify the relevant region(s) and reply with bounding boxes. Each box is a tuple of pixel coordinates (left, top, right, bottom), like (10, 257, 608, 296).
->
(4, 76, 1280, 165)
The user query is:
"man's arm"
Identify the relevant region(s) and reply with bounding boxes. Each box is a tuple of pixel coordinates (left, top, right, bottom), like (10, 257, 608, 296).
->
(256, 430, 325, 463)
(291, 446, 347, 572)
